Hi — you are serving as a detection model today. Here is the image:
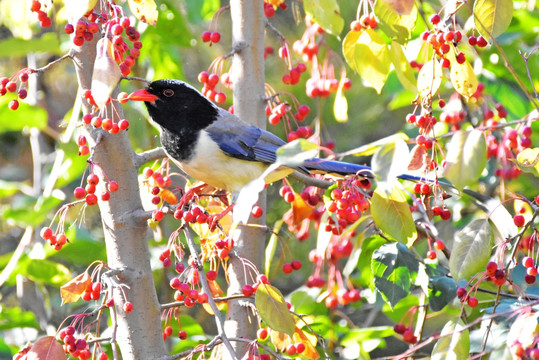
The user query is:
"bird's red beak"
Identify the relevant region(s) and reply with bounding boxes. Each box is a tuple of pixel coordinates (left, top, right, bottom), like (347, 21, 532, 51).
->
(128, 89, 158, 103)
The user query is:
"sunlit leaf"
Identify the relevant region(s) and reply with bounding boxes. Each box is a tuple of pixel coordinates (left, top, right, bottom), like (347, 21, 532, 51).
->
(390, 41, 417, 93)
(371, 186, 417, 246)
(333, 77, 348, 122)
(342, 30, 362, 72)
(417, 59, 443, 99)
(60, 272, 91, 305)
(374, 0, 417, 43)
(431, 319, 470, 360)
(450, 58, 478, 99)
(276, 139, 319, 167)
(428, 276, 457, 311)
(474, 0, 513, 41)
(342, 133, 409, 157)
(26, 259, 72, 286)
(354, 29, 391, 94)
(27, 336, 66, 360)
(303, 0, 344, 36)
(0, 307, 40, 330)
(443, 130, 487, 190)
(265, 220, 282, 275)
(255, 283, 295, 336)
(128, 0, 158, 26)
(371, 242, 420, 308)
(291, 191, 314, 225)
(449, 219, 493, 282)
(513, 148, 539, 177)
(292, 326, 319, 359)
(64, 0, 97, 22)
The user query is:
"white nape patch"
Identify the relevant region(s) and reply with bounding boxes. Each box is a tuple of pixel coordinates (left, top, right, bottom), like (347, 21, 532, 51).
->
(172, 130, 269, 192)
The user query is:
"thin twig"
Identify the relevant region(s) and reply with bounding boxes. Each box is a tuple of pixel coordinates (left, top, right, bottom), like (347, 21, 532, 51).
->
(161, 294, 248, 310)
(121, 75, 151, 84)
(519, 45, 539, 101)
(31, 51, 74, 73)
(182, 226, 239, 360)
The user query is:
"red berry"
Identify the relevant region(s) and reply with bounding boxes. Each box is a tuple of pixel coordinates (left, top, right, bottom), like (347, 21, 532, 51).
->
(284, 191, 295, 203)
(440, 209, 451, 220)
(118, 119, 129, 130)
(486, 261, 497, 276)
(468, 35, 477, 46)
(525, 275, 536, 284)
(123, 301, 133, 313)
(206, 270, 217, 281)
(242, 284, 254, 297)
(523, 256, 534, 268)
(74, 187, 86, 199)
(456, 287, 467, 298)
(86, 193, 98, 206)
(476, 36, 488, 47)
(201, 31, 211, 42)
(257, 328, 268, 340)
(513, 215, 525, 227)
(456, 52, 466, 64)
(429, 14, 441, 25)
(108, 181, 119, 193)
(427, 250, 437, 260)
(178, 330, 187, 340)
(251, 205, 263, 218)
(210, 32, 221, 43)
(40, 227, 53, 240)
(291, 260, 302, 270)
(87, 174, 99, 185)
(282, 263, 293, 274)
(433, 240, 445, 250)
(467, 296, 478, 307)
(31, 1, 41, 12)
(8, 99, 19, 110)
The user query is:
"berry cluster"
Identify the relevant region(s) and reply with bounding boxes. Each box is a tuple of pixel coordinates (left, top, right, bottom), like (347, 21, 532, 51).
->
(350, 13, 378, 31)
(169, 278, 209, 306)
(0, 69, 32, 111)
(420, 15, 465, 68)
(393, 323, 418, 344)
(281, 62, 307, 85)
(58, 327, 91, 360)
(81, 281, 102, 302)
(64, 8, 142, 76)
(242, 274, 270, 297)
(81, 106, 130, 133)
(40, 227, 68, 251)
(425, 239, 445, 260)
(197, 71, 227, 103)
(201, 30, 221, 44)
(74, 173, 119, 205)
(263, 1, 287, 18)
(282, 259, 302, 274)
(456, 287, 479, 307)
(406, 113, 438, 143)
(522, 256, 537, 284)
(488, 124, 532, 180)
(30, 0, 51, 27)
(162, 325, 187, 341)
(141, 166, 178, 223)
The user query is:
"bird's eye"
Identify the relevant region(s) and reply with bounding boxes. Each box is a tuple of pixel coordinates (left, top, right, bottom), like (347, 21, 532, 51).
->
(163, 89, 174, 97)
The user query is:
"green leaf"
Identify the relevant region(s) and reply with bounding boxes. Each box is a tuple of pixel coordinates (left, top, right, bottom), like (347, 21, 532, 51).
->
(0, 97, 48, 133)
(353, 29, 391, 94)
(514, 148, 539, 177)
(371, 138, 409, 186)
(474, 0, 513, 41)
(374, 0, 417, 43)
(371, 186, 417, 246)
(0, 307, 40, 330)
(290, 291, 327, 315)
(431, 319, 470, 360)
(0, 33, 62, 58)
(341, 132, 409, 157)
(276, 139, 319, 167)
(303, 0, 344, 36)
(429, 276, 457, 311)
(372, 242, 420, 308)
(255, 283, 295, 336)
(443, 130, 487, 191)
(24, 259, 72, 286)
(417, 59, 443, 99)
(0, 179, 21, 197)
(265, 220, 283, 276)
(449, 219, 493, 282)
(341, 326, 394, 353)
(1, 195, 62, 227)
(390, 41, 417, 93)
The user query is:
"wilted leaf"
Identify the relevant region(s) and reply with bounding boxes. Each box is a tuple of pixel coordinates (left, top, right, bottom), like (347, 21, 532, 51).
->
(60, 271, 91, 304)
(128, 0, 158, 26)
(375, 0, 417, 43)
(371, 186, 417, 246)
(450, 59, 478, 99)
(513, 148, 539, 176)
(160, 189, 178, 205)
(449, 219, 493, 282)
(390, 41, 417, 93)
(474, 0, 513, 41)
(291, 191, 314, 225)
(91, 38, 122, 110)
(293, 327, 319, 359)
(255, 283, 295, 336)
(431, 319, 470, 360)
(26, 336, 66, 360)
(443, 130, 487, 190)
(408, 145, 431, 172)
(333, 77, 348, 122)
(270, 329, 292, 351)
(354, 29, 391, 94)
(417, 59, 443, 99)
(303, 0, 344, 36)
(64, 0, 97, 22)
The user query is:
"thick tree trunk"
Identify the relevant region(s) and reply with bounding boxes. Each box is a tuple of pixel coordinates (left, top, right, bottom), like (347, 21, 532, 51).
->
(72, 32, 166, 360)
(225, 0, 267, 358)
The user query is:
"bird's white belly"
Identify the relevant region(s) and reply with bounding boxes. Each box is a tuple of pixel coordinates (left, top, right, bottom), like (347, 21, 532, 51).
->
(168, 131, 274, 193)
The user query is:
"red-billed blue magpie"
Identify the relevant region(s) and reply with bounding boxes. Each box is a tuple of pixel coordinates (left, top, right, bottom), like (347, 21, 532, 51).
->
(129, 79, 382, 192)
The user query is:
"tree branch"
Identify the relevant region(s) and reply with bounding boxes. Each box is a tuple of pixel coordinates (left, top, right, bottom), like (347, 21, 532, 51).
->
(134, 147, 167, 168)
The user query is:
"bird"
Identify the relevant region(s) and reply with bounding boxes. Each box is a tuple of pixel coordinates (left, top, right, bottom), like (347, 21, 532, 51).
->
(128, 79, 378, 195)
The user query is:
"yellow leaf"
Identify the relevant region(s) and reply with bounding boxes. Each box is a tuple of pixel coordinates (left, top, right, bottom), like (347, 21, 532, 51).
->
(160, 189, 178, 205)
(270, 329, 292, 351)
(371, 186, 417, 246)
(417, 59, 443, 99)
(374, 0, 417, 43)
(303, 0, 344, 36)
(474, 0, 513, 41)
(383, 0, 415, 15)
(293, 327, 319, 360)
(291, 191, 314, 225)
(60, 272, 91, 305)
(63, 0, 97, 22)
(128, 0, 158, 26)
(342, 30, 362, 72)
(354, 29, 391, 94)
(334, 77, 348, 122)
(450, 58, 478, 99)
(255, 283, 295, 336)
(390, 41, 417, 93)
(514, 148, 539, 177)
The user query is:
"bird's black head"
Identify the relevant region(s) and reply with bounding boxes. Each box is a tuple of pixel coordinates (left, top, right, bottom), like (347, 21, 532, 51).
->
(130, 79, 219, 133)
